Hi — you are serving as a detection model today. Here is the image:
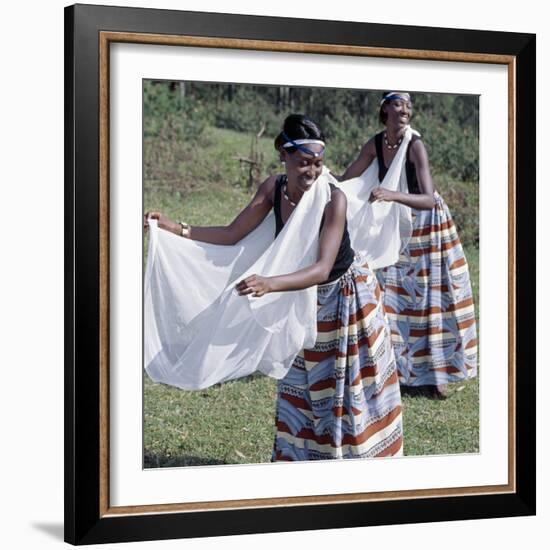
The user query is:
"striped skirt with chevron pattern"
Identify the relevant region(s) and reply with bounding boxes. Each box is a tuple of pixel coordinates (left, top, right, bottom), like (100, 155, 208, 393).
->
(272, 264, 403, 461)
(376, 192, 478, 387)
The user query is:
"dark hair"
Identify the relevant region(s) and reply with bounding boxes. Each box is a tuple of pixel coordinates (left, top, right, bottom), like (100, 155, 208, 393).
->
(378, 92, 413, 125)
(379, 92, 389, 125)
(274, 114, 325, 153)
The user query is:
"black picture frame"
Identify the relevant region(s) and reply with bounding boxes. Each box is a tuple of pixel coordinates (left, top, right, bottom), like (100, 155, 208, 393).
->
(65, 3, 536, 545)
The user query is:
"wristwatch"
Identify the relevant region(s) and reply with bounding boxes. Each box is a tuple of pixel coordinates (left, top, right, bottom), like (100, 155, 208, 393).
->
(179, 221, 190, 238)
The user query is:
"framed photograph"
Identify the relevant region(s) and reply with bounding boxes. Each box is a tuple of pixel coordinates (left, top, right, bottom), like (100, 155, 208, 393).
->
(65, 3, 536, 545)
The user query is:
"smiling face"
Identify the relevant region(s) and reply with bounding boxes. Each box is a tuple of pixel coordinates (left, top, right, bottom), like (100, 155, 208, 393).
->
(382, 98, 413, 130)
(282, 144, 324, 194)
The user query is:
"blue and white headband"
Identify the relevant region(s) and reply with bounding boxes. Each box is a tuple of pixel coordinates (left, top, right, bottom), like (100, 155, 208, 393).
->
(281, 132, 325, 157)
(380, 92, 411, 105)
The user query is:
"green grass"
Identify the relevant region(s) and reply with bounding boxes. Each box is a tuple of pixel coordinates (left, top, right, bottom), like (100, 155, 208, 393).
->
(145, 126, 280, 196)
(144, 374, 278, 467)
(400, 377, 479, 456)
(143, 126, 480, 467)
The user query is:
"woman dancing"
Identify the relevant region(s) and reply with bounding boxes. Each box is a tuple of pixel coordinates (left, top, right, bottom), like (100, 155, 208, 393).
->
(145, 114, 403, 460)
(342, 92, 478, 399)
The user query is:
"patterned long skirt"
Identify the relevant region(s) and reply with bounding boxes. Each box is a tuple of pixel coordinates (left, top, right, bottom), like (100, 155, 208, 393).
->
(376, 192, 478, 387)
(272, 264, 403, 461)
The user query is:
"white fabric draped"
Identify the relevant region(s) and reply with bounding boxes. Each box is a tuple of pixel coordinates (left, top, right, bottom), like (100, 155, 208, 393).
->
(337, 126, 418, 269)
(144, 127, 417, 390)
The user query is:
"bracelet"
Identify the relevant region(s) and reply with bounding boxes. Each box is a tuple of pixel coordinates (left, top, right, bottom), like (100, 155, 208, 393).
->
(178, 221, 190, 238)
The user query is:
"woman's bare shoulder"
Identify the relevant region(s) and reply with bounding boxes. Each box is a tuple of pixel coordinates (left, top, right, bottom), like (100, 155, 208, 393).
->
(362, 136, 377, 155)
(257, 174, 280, 204)
(409, 137, 428, 161)
(328, 186, 348, 213)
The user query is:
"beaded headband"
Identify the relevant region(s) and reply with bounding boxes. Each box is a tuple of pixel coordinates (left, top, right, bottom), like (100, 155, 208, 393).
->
(380, 92, 411, 105)
(281, 132, 326, 157)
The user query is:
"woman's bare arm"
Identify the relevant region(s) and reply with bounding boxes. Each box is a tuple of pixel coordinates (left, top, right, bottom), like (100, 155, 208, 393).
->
(145, 176, 277, 245)
(341, 138, 376, 181)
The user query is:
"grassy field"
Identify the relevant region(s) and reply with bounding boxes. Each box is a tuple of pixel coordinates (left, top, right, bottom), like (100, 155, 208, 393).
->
(143, 127, 480, 468)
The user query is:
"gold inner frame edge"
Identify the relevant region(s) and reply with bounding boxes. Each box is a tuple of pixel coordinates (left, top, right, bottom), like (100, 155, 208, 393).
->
(98, 31, 517, 518)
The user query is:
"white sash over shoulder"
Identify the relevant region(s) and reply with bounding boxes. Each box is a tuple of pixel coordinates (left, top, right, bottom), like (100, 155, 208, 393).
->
(145, 169, 331, 390)
(335, 125, 418, 269)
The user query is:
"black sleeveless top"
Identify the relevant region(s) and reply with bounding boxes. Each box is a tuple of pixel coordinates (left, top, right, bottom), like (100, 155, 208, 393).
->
(374, 132, 421, 194)
(273, 175, 355, 284)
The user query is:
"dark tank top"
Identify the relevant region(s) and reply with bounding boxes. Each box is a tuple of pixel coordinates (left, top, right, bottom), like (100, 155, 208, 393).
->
(273, 175, 355, 284)
(374, 132, 421, 194)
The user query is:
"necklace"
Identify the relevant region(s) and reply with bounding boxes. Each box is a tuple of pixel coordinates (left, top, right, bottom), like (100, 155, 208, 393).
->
(282, 185, 297, 207)
(384, 132, 403, 150)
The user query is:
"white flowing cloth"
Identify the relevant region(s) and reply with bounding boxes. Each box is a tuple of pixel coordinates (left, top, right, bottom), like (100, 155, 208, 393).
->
(340, 127, 419, 269)
(144, 127, 417, 390)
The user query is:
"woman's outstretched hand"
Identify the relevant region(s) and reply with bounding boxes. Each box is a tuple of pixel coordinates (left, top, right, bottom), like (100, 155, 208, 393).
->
(236, 274, 273, 298)
(144, 211, 177, 233)
(369, 188, 397, 203)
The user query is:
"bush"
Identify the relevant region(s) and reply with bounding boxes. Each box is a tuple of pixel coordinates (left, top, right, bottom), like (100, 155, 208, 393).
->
(436, 178, 479, 248)
(321, 113, 377, 174)
(213, 93, 281, 137)
(415, 116, 479, 183)
(143, 81, 213, 143)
